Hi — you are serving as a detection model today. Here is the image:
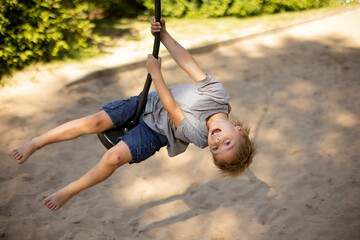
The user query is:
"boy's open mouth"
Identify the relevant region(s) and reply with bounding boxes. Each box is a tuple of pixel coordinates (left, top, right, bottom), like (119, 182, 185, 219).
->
(211, 128, 221, 136)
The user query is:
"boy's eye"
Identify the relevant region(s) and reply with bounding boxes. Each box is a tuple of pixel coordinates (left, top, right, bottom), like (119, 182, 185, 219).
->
(225, 141, 231, 146)
(213, 146, 218, 151)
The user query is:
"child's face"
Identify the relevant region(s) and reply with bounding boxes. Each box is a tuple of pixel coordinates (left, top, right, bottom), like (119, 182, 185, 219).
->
(208, 120, 243, 163)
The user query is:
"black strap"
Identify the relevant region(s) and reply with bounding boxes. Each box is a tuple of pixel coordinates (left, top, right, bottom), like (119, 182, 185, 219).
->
(127, 0, 161, 130)
(97, 0, 161, 149)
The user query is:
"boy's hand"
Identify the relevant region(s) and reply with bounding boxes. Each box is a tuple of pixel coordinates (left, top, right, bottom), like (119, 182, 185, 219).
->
(146, 54, 162, 77)
(151, 16, 166, 36)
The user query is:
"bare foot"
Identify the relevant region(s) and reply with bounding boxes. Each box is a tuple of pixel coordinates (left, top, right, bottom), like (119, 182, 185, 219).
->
(42, 186, 75, 211)
(12, 139, 38, 164)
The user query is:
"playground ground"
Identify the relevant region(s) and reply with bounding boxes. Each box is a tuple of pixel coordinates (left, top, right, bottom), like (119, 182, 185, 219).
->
(0, 6, 359, 240)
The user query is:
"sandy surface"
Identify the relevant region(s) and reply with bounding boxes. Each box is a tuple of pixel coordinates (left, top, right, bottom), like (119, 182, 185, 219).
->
(1, 7, 360, 240)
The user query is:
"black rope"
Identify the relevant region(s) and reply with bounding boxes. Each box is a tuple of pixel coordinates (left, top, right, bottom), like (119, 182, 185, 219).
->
(127, 0, 161, 130)
(97, 0, 162, 149)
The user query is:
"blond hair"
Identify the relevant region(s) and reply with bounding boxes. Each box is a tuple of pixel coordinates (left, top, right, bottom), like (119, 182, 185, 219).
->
(213, 118, 256, 178)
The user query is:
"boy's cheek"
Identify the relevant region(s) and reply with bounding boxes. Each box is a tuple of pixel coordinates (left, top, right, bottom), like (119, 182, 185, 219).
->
(207, 139, 214, 149)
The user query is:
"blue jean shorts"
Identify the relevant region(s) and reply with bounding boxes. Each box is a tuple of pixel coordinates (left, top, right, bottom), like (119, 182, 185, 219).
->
(101, 95, 167, 164)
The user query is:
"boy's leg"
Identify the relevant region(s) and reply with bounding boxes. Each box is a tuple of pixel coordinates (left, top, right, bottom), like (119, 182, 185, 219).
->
(43, 140, 132, 211)
(12, 110, 113, 164)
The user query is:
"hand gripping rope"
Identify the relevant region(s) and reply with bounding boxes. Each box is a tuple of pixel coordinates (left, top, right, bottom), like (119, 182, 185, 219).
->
(97, 0, 161, 149)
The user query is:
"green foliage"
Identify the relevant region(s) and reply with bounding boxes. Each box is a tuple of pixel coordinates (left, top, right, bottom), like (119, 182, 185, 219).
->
(227, 0, 263, 17)
(138, 0, 330, 17)
(90, 0, 144, 18)
(0, 0, 100, 79)
(141, 0, 199, 17)
(199, 0, 233, 17)
(262, 0, 330, 13)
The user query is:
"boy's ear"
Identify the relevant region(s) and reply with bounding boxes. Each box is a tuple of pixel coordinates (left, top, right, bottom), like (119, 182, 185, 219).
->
(236, 126, 249, 135)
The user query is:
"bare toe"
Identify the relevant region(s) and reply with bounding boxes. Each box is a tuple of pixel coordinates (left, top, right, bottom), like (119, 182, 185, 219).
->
(43, 198, 49, 204)
(12, 150, 22, 161)
(11, 140, 38, 164)
(43, 187, 74, 211)
(49, 203, 55, 210)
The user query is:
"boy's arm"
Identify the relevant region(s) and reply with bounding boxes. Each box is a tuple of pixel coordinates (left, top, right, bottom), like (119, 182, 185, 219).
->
(146, 54, 185, 128)
(151, 18, 207, 82)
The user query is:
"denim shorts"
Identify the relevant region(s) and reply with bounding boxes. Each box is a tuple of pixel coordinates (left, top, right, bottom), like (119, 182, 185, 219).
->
(101, 95, 167, 164)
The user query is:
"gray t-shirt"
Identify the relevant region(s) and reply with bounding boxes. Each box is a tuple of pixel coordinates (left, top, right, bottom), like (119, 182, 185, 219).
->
(143, 74, 231, 157)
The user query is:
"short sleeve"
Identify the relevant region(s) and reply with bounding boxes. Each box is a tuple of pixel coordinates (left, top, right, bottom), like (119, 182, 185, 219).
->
(197, 74, 230, 103)
(175, 118, 208, 149)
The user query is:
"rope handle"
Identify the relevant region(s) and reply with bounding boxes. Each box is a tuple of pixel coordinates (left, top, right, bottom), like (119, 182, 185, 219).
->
(127, 0, 161, 129)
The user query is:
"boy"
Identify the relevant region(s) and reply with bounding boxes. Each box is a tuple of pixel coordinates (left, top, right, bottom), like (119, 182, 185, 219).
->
(12, 18, 256, 211)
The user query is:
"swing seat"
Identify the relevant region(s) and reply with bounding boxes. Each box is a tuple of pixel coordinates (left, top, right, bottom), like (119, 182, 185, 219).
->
(98, 117, 137, 149)
(97, 127, 129, 149)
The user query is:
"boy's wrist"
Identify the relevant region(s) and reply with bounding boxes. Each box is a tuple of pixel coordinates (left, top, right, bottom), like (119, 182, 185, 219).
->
(150, 71, 162, 80)
(160, 30, 169, 42)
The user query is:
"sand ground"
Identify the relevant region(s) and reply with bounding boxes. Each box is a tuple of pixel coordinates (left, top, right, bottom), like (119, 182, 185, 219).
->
(0, 7, 359, 240)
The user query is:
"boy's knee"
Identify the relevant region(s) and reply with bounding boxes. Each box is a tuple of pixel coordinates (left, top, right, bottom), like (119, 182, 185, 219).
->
(104, 149, 127, 168)
(101, 141, 132, 169)
(87, 112, 111, 132)
(91, 114, 104, 130)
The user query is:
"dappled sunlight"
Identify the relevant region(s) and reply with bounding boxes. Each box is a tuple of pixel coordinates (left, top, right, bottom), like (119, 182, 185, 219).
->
(82, 25, 360, 238)
(288, 98, 312, 112)
(258, 34, 287, 49)
(113, 177, 163, 204)
(315, 131, 342, 157)
(335, 111, 358, 128)
(112, 145, 219, 206)
(286, 81, 316, 96)
(139, 199, 190, 229)
(141, 177, 270, 238)
(1, 7, 360, 240)
(251, 153, 277, 183)
(112, 171, 194, 206)
(273, 117, 295, 130)
(238, 41, 268, 58)
(198, 206, 259, 239)
(259, 128, 287, 142)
